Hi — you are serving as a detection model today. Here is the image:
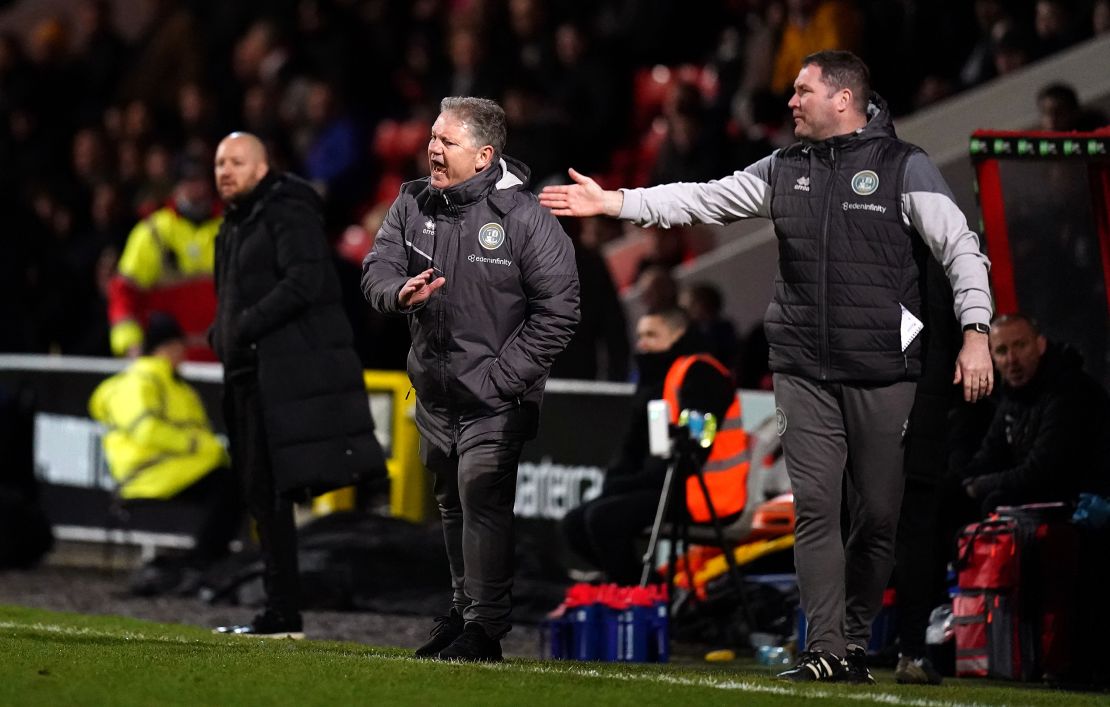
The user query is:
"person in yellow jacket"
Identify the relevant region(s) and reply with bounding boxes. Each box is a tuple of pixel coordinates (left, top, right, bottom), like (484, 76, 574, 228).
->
(89, 312, 242, 595)
(107, 158, 222, 361)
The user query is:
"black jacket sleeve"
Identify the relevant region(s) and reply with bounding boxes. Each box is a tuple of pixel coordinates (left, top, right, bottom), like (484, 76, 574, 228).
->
(236, 198, 332, 344)
(965, 389, 1086, 498)
(488, 203, 581, 398)
(361, 196, 414, 315)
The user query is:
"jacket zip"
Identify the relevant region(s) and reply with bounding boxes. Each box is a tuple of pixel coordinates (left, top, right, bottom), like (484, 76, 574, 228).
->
(818, 146, 837, 380)
(440, 192, 458, 447)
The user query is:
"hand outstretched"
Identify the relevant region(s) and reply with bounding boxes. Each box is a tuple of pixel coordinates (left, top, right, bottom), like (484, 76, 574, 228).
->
(538, 168, 623, 218)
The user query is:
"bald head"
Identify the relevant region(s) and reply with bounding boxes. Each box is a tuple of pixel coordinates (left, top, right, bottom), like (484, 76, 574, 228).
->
(214, 132, 270, 202)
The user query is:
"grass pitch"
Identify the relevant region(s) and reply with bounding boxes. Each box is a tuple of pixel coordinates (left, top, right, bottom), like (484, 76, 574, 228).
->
(0, 605, 1102, 707)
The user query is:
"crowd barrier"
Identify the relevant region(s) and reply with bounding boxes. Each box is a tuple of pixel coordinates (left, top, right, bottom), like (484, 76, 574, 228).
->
(0, 355, 775, 561)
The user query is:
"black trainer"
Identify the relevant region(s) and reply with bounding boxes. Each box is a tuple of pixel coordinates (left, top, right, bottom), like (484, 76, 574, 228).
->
(438, 622, 503, 663)
(844, 645, 876, 684)
(214, 611, 304, 639)
(414, 609, 465, 658)
(776, 650, 847, 682)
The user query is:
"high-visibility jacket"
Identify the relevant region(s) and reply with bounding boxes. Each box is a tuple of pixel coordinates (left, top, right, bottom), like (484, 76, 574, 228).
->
(108, 206, 221, 361)
(88, 356, 228, 500)
(662, 354, 751, 523)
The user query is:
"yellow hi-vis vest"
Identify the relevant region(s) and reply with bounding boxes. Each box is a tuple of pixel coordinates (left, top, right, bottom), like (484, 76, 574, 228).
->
(110, 207, 221, 356)
(662, 354, 751, 523)
(88, 356, 228, 499)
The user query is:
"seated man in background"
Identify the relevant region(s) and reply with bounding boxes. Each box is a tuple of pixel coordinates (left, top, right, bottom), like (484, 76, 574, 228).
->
(89, 312, 242, 595)
(561, 308, 735, 584)
(960, 313, 1110, 514)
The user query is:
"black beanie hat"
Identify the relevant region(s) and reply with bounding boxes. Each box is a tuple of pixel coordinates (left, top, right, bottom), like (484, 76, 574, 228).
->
(143, 312, 185, 355)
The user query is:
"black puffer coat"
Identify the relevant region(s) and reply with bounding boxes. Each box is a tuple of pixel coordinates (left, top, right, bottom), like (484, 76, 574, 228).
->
(212, 171, 385, 495)
(362, 157, 579, 454)
(961, 344, 1110, 501)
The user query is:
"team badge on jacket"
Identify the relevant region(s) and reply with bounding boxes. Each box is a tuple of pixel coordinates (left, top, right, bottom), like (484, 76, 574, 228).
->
(851, 170, 879, 196)
(478, 222, 506, 250)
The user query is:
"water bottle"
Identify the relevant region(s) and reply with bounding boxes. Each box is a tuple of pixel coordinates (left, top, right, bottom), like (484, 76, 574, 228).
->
(756, 645, 793, 669)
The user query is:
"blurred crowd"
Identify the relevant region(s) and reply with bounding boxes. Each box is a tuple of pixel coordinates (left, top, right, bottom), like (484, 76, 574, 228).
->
(1, 0, 1107, 373)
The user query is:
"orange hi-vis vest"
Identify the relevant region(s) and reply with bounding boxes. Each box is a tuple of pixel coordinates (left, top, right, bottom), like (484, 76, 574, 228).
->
(662, 354, 751, 523)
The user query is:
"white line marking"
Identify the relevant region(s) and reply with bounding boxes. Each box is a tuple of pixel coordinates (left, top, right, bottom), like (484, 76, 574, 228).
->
(0, 620, 1005, 707)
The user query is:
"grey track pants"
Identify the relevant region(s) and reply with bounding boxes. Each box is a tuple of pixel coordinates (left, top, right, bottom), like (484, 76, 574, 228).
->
(423, 437, 524, 640)
(773, 373, 917, 656)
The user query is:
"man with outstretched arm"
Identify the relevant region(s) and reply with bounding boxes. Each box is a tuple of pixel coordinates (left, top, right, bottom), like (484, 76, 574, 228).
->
(540, 50, 993, 683)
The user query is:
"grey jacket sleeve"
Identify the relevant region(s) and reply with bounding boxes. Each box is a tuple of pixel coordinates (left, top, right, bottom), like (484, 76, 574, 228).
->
(901, 152, 993, 327)
(361, 197, 414, 315)
(617, 155, 776, 227)
(489, 204, 581, 398)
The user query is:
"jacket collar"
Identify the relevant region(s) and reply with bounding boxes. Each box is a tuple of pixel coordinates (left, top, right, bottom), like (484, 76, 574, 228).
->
(226, 170, 280, 221)
(803, 92, 896, 155)
(415, 155, 530, 216)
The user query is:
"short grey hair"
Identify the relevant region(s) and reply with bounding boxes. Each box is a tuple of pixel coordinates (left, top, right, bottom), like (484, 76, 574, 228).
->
(439, 96, 506, 155)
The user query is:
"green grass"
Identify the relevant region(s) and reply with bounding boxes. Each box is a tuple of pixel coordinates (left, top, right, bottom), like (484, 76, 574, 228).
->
(0, 605, 1102, 707)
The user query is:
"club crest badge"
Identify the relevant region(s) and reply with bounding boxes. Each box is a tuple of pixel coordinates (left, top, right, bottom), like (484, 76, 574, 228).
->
(851, 170, 879, 196)
(478, 222, 505, 250)
(775, 407, 788, 436)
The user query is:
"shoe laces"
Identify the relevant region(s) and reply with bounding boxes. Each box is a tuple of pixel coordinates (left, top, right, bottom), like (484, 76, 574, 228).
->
(429, 613, 460, 638)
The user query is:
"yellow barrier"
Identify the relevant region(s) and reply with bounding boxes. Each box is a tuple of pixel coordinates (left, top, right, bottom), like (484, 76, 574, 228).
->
(311, 370, 428, 522)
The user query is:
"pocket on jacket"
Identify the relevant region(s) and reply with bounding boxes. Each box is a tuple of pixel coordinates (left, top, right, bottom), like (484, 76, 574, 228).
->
(453, 357, 512, 410)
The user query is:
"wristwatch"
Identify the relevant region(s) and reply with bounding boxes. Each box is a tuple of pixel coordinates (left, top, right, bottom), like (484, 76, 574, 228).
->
(963, 322, 990, 334)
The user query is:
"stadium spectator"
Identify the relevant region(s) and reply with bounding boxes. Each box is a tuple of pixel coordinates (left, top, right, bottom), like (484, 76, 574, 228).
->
(1036, 82, 1108, 131)
(503, 0, 558, 87)
(88, 312, 242, 596)
(107, 155, 221, 360)
(438, 26, 502, 103)
(651, 81, 729, 186)
(548, 22, 627, 174)
(680, 282, 740, 376)
(1034, 0, 1085, 58)
(502, 81, 565, 188)
(551, 217, 631, 382)
(635, 264, 681, 313)
(117, 0, 203, 111)
(960, 313, 1110, 514)
(1096, 0, 1110, 35)
(540, 50, 994, 684)
(634, 227, 689, 281)
(72, 0, 129, 124)
(297, 79, 360, 193)
(175, 82, 222, 147)
(960, 0, 1011, 88)
(561, 308, 731, 584)
(210, 132, 384, 639)
(991, 23, 1037, 78)
(362, 97, 578, 662)
(770, 0, 863, 97)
